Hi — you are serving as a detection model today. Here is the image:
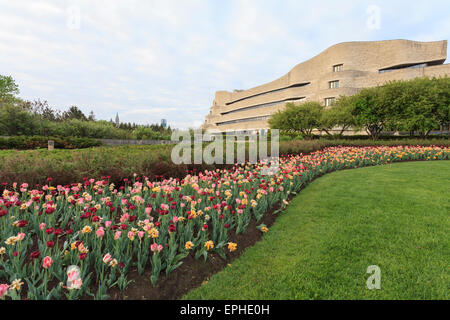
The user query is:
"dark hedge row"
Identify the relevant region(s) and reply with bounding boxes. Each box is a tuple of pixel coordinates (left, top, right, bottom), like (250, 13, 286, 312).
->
(0, 135, 102, 150)
(0, 139, 448, 187)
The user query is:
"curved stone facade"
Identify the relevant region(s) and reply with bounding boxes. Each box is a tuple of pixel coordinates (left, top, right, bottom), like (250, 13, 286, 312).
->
(203, 39, 449, 132)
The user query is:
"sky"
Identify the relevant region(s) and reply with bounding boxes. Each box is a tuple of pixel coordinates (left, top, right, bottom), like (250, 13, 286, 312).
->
(0, 0, 449, 129)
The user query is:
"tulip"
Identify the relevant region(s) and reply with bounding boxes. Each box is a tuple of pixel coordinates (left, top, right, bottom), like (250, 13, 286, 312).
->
(0, 284, 9, 299)
(102, 253, 112, 264)
(42, 256, 53, 269)
(96, 227, 105, 238)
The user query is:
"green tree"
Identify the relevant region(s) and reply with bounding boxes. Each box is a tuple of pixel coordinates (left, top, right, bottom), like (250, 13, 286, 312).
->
(0, 102, 37, 135)
(352, 87, 389, 140)
(0, 75, 19, 103)
(391, 77, 449, 136)
(321, 95, 357, 136)
(434, 76, 450, 132)
(63, 106, 88, 121)
(269, 101, 323, 139)
(88, 110, 96, 121)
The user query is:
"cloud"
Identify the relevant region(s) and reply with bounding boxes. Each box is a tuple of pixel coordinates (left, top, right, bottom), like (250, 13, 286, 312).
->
(0, 0, 448, 129)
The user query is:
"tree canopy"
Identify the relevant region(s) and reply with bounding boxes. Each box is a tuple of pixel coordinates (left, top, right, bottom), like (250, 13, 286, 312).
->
(269, 76, 450, 139)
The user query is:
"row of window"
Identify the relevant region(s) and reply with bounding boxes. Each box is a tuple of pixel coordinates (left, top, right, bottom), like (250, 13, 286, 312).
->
(379, 63, 427, 74)
(216, 64, 343, 123)
(222, 64, 343, 108)
(221, 97, 306, 115)
(225, 82, 311, 106)
(216, 115, 270, 126)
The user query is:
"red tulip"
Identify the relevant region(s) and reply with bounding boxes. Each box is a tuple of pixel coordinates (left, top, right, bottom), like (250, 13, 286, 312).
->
(30, 251, 40, 259)
(17, 220, 28, 228)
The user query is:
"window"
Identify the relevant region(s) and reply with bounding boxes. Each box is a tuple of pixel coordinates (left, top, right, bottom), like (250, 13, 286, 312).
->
(216, 115, 270, 126)
(333, 64, 343, 72)
(325, 97, 335, 107)
(221, 97, 306, 115)
(379, 63, 427, 74)
(329, 80, 339, 89)
(225, 82, 311, 105)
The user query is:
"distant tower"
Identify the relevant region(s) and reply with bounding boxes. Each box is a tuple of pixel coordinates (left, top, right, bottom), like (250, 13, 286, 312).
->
(115, 113, 120, 127)
(161, 119, 167, 128)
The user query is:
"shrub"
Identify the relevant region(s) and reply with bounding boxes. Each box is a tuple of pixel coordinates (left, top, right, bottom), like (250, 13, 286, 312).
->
(0, 136, 101, 150)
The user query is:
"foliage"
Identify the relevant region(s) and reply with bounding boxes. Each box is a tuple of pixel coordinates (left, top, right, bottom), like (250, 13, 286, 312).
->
(0, 136, 101, 150)
(0, 75, 19, 103)
(269, 76, 450, 140)
(352, 86, 390, 139)
(269, 102, 323, 138)
(321, 95, 357, 136)
(0, 102, 39, 136)
(0, 75, 172, 141)
(131, 126, 172, 141)
(0, 138, 448, 189)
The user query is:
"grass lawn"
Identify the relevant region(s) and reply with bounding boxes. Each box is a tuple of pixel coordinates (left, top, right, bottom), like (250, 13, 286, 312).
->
(183, 161, 450, 300)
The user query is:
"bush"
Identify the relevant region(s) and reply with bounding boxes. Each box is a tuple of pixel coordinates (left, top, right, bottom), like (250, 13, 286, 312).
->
(269, 101, 323, 138)
(0, 135, 102, 150)
(131, 126, 171, 140)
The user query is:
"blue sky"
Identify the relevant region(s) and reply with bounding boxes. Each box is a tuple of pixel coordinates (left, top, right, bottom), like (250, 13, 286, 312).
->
(0, 0, 449, 129)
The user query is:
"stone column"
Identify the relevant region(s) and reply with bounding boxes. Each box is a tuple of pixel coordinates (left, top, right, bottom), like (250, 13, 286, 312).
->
(48, 140, 54, 151)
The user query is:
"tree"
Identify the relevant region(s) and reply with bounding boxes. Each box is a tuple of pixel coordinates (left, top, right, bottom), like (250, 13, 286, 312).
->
(31, 100, 62, 122)
(352, 87, 389, 140)
(320, 95, 357, 136)
(389, 77, 449, 136)
(0, 102, 37, 135)
(63, 106, 88, 121)
(269, 101, 323, 138)
(0, 75, 19, 104)
(434, 76, 450, 132)
(88, 111, 96, 121)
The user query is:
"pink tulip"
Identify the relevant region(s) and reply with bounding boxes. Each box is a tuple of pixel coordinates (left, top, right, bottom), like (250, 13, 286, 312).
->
(42, 256, 53, 269)
(40, 223, 46, 230)
(105, 221, 112, 228)
(150, 243, 163, 253)
(96, 227, 105, 238)
(0, 284, 9, 298)
(120, 213, 129, 223)
(102, 253, 112, 264)
(114, 231, 122, 240)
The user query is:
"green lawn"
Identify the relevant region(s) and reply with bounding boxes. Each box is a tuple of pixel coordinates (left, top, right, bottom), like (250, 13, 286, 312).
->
(183, 161, 450, 300)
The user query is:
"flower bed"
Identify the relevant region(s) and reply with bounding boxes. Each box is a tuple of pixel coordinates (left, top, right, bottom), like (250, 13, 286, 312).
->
(0, 145, 448, 300)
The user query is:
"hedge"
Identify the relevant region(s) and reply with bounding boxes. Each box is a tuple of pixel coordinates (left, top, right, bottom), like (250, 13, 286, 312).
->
(0, 135, 102, 150)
